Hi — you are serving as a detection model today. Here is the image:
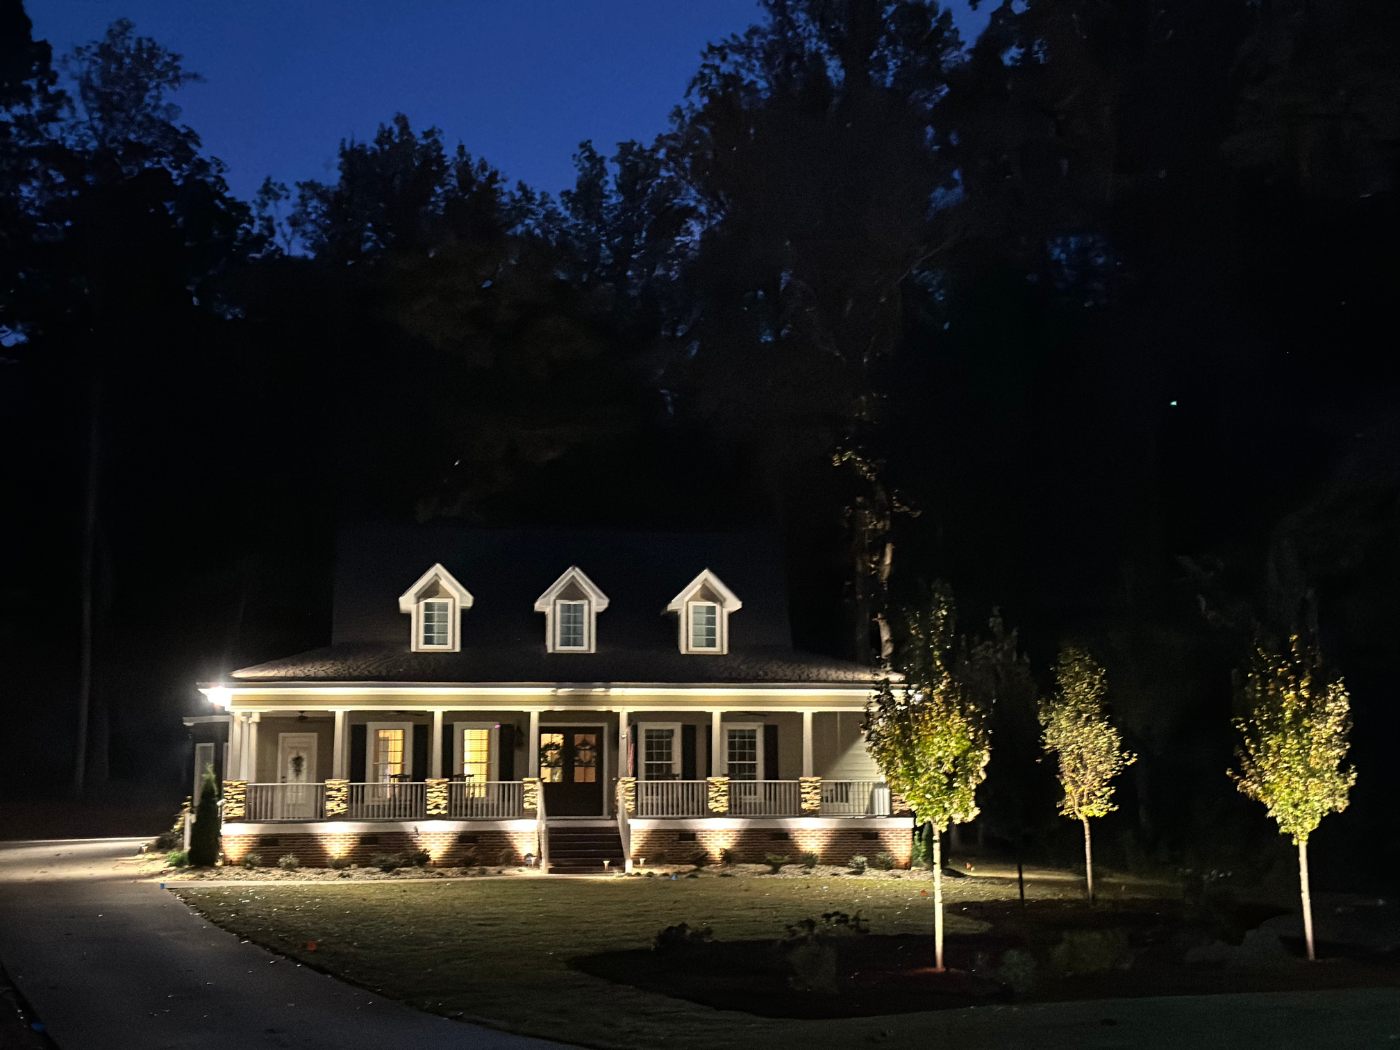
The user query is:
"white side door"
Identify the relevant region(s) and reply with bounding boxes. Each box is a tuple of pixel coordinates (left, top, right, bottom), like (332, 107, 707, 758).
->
(277, 732, 319, 819)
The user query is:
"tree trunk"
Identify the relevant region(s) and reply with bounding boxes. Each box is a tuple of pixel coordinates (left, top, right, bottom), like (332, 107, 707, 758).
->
(73, 373, 102, 798)
(1082, 816, 1095, 904)
(932, 828, 945, 972)
(1298, 839, 1315, 961)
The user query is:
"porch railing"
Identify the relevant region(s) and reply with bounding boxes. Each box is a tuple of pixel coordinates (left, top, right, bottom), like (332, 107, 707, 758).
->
(635, 779, 708, 817)
(245, 782, 326, 822)
(819, 780, 890, 817)
(448, 780, 524, 819)
(729, 779, 802, 816)
(347, 781, 426, 821)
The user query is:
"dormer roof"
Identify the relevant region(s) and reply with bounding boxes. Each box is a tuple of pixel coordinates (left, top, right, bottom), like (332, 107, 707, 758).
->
(397, 563, 474, 613)
(532, 565, 610, 612)
(666, 568, 742, 614)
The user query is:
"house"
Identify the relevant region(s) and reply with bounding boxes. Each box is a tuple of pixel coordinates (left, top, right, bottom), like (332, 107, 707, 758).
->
(195, 526, 911, 872)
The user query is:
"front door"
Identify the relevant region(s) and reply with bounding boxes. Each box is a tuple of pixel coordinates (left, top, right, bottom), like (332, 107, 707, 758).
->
(539, 727, 603, 816)
(276, 732, 319, 819)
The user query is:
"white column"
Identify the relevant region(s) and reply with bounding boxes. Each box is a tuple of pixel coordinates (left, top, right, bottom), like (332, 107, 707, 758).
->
(527, 710, 540, 776)
(228, 713, 245, 779)
(332, 710, 347, 779)
(243, 714, 260, 781)
(617, 710, 630, 778)
(802, 711, 815, 778)
(710, 711, 723, 776)
(430, 710, 444, 778)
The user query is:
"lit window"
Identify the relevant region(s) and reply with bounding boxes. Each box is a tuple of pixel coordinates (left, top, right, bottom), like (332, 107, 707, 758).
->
(689, 602, 719, 650)
(373, 729, 405, 781)
(539, 732, 565, 783)
(461, 728, 491, 783)
(421, 599, 451, 648)
(643, 728, 677, 780)
(556, 600, 587, 649)
(726, 727, 758, 781)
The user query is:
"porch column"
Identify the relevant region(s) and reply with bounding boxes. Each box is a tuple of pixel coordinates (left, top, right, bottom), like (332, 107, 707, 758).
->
(242, 714, 260, 781)
(802, 711, 815, 778)
(527, 710, 540, 777)
(228, 713, 245, 781)
(429, 710, 444, 778)
(617, 710, 630, 778)
(332, 709, 347, 779)
(710, 711, 723, 776)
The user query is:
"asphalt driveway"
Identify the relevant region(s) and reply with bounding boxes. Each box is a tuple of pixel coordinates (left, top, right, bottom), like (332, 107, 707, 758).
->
(0, 838, 558, 1049)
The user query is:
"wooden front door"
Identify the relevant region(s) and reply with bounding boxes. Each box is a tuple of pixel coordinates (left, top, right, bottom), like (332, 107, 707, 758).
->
(539, 727, 603, 816)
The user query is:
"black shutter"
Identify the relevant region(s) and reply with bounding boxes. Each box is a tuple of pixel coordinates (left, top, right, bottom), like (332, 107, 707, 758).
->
(763, 724, 779, 780)
(498, 723, 516, 781)
(412, 724, 429, 781)
(681, 724, 697, 780)
(350, 724, 367, 782)
(442, 724, 455, 777)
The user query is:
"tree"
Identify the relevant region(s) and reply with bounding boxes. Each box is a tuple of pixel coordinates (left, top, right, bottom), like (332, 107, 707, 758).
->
(1039, 647, 1136, 904)
(1229, 635, 1355, 961)
(865, 585, 990, 971)
(188, 766, 221, 867)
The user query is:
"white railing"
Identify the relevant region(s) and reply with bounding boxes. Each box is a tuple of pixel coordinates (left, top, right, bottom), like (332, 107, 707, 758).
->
(347, 781, 426, 820)
(615, 781, 631, 873)
(245, 783, 326, 822)
(635, 779, 709, 817)
(729, 779, 802, 816)
(537, 782, 549, 872)
(448, 780, 524, 819)
(819, 780, 890, 816)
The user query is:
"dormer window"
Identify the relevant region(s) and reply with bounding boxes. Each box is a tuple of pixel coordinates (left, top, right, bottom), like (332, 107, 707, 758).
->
(397, 563, 473, 653)
(667, 569, 742, 655)
(534, 566, 609, 654)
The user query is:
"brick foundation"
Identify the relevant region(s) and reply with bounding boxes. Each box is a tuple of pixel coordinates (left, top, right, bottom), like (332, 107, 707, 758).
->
(628, 826, 912, 867)
(221, 828, 538, 868)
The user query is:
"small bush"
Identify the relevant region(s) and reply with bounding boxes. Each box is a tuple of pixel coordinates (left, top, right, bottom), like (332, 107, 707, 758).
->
(166, 849, 188, 868)
(764, 853, 791, 874)
(370, 853, 401, 873)
(188, 770, 221, 867)
(869, 851, 896, 871)
(653, 922, 714, 953)
(276, 853, 300, 871)
(328, 855, 353, 870)
(1048, 928, 1133, 976)
(241, 852, 262, 870)
(496, 847, 515, 866)
(847, 854, 868, 874)
(404, 847, 431, 868)
(689, 848, 711, 869)
(458, 846, 479, 867)
(719, 846, 737, 866)
(801, 851, 819, 870)
(780, 912, 868, 993)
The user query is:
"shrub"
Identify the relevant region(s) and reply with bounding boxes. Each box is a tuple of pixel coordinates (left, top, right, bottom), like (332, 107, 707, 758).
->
(911, 823, 936, 869)
(370, 853, 401, 873)
(779, 912, 868, 993)
(719, 846, 737, 866)
(869, 851, 896, 871)
(689, 848, 711, 869)
(847, 854, 868, 874)
(166, 849, 189, 868)
(241, 852, 263, 870)
(653, 922, 714, 953)
(458, 846, 479, 867)
(496, 847, 515, 866)
(188, 769, 221, 867)
(152, 805, 187, 852)
(1048, 928, 1133, 976)
(764, 853, 791, 874)
(404, 847, 431, 868)
(801, 851, 819, 870)
(328, 855, 353, 870)
(276, 853, 300, 871)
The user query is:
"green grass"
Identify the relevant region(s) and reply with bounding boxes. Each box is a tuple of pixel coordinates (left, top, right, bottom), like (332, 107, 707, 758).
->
(174, 872, 1154, 1048)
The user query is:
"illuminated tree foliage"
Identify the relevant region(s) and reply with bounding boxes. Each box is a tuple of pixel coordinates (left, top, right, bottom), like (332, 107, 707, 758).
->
(1039, 647, 1136, 903)
(1230, 635, 1355, 961)
(865, 585, 990, 971)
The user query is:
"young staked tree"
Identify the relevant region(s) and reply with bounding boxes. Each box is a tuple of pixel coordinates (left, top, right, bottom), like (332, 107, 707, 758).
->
(865, 586, 990, 971)
(188, 767, 221, 867)
(1230, 635, 1355, 961)
(1039, 648, 1136, 904)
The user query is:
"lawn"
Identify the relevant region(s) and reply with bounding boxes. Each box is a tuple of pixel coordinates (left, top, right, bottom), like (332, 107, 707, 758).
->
(174, 868, 1168, 1049)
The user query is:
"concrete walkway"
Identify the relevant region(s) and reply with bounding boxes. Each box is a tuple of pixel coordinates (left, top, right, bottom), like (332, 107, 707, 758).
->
(0, 839, 559, 1049)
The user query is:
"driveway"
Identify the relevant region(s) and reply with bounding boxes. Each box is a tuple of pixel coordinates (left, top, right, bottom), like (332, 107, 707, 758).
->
(0, 838, 559, 1049)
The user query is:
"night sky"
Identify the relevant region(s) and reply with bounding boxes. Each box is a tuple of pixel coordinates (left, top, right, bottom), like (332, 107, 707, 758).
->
(34, 0, 987, 202)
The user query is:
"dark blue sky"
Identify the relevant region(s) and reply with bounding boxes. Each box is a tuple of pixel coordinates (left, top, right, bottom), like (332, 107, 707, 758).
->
(34, 1, 984, 203)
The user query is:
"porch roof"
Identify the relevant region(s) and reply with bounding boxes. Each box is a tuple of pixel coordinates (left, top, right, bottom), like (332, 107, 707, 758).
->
(229, 641, 881, 687)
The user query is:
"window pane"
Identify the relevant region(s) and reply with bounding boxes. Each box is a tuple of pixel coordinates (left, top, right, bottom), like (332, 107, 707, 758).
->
(422, 600, 450, 646)
(573, 732, 599, 783)
(557, 601, 586, 648)
(689, 603, 718, 649)
(462, 728, 491, 784)
(726, 728, 758, 780)
(374, 729, 405, 780)
(539, 733, 565, 783)
(643, 728, 675, 780)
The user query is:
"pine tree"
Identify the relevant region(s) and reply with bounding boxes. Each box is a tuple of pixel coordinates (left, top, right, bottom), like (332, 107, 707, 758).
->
(188, 767, 221, 867)
(1039, 648, 1136, 903)
(1230, 635, 1355, 961)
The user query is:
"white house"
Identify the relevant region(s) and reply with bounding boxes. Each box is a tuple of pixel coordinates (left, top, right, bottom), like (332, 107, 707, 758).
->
(195, 526, 911, 872)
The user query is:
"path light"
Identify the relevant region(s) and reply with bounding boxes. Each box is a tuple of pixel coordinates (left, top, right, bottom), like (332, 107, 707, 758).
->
(524, 852, 536, 868)
(602, 859, 610, 873)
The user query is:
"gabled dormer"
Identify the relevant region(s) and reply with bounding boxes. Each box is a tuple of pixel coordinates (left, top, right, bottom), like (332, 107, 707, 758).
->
(397, 563, 474, 652)
(667, 569, 742, 655)
(533, 566, 609, 653)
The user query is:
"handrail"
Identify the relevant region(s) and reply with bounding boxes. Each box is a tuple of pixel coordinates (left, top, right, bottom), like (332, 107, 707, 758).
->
(635, 779, 708, 817)
(616, 780, 632, 873)
(447, 780, 524, 819)
(245, 782, 326, 822)
(537, 782, 549, 873)
(819, 780, 889, 816)
(728, 779, 803, 816)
